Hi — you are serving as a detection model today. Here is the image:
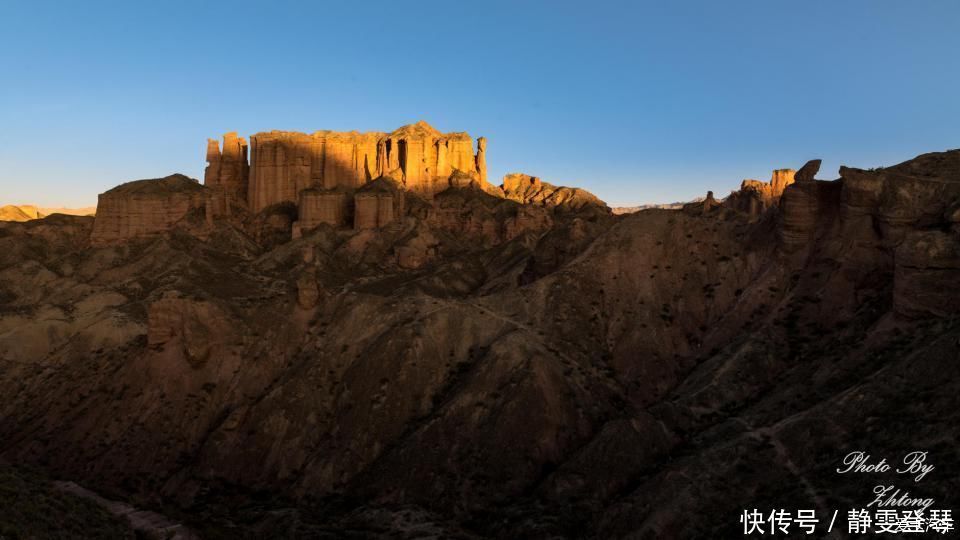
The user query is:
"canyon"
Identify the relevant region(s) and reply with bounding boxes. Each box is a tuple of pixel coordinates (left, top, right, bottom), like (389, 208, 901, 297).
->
(0, 126, 958, 537)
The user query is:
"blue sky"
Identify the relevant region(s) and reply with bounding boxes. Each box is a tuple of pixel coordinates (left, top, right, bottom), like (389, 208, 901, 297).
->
(1, 0, 958, 207)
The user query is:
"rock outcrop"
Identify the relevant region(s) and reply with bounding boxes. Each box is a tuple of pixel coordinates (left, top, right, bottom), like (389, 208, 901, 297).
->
(426, 185, 555, 246)
(776, 151, 960, 318)
(248, 130, 381, 212)
(0, 205, 43, 222)
(794, 158, 821, 183)
(839, 152, 960, 317)
(245, 121, 491, 212)
(682, 190, 721, 215)
(353, 177, 404, 230)
(296, 188, 349, 233)
(204, 133, 250, 224)
(380, 121, 484, 197)
(501, 173, 608, 212)
(204, 132, 250, 201)
(725, 168, 795, 217)
(840, 153, 960, 235)
(90, 174, 207, 246)
(476, 136, 488, 184)
(778, 159, 840, 250)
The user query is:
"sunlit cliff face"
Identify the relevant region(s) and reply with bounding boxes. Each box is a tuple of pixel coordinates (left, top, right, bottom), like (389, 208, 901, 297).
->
(203, 120, 491, 214)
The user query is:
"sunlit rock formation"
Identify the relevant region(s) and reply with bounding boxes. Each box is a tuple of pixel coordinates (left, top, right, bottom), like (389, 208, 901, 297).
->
(88, 121, 609, 246)
(725, 168, 795, 217)
(353, 177, 404, 229)
(204, 132, 249, 200)
(248, 130, 380, 212)
(245, 121, 490, 212)
(0, 205, 43, 222)
(90, 174, 206, 246)
(204, 132, 250, 224)
(380, 121, 482, 197)
(501, 173, 609, 211)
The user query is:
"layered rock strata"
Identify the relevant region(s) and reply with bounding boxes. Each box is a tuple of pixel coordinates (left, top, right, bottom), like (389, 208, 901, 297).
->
(297, 189, 349, 230)
(90, 123, 607, 246)
(245, 121, 490, 212)
(778, 151, 960, 317)
(839, 152, 960, 317)
(204, 132, 249, 200)
(90, 174, 206, 246)
(353, 178, 404, 229)
(204, 132, 250, 223)
(249, 130, 380, 212)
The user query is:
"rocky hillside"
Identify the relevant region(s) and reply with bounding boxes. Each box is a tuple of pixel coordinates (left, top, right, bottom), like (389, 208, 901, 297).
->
(0, 205, 43, 222)
(0, 205, 96, 222)
(0, 149, 958, 537)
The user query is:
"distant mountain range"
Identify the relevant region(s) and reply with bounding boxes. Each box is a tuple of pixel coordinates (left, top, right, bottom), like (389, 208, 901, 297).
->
(0, 204, 96, 221)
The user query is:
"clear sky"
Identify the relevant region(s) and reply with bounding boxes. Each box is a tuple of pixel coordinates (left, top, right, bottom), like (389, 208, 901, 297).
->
(1, 0, 958, 208)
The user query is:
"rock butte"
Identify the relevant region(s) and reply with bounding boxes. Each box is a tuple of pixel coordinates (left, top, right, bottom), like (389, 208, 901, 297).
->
(90, 174, 207, 246)
(238, 121, 490, 211)
(88, 121, 609, 246)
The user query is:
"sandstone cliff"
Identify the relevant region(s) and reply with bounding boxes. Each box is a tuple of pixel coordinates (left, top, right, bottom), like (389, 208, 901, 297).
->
(90, 174, 207, 246)
(725, 168, 795, 217)
(245, 121, 491, 212)
(295, 188, 349, 233)
(204, 132, 249, 201)
(381, 121, 487, 197)
(778, 151, 960, 319)
(353, 177, 404, 230)
(248, 130, 381, 212)
(204, 133, 250, 225)
(193, 124, 606, 250)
